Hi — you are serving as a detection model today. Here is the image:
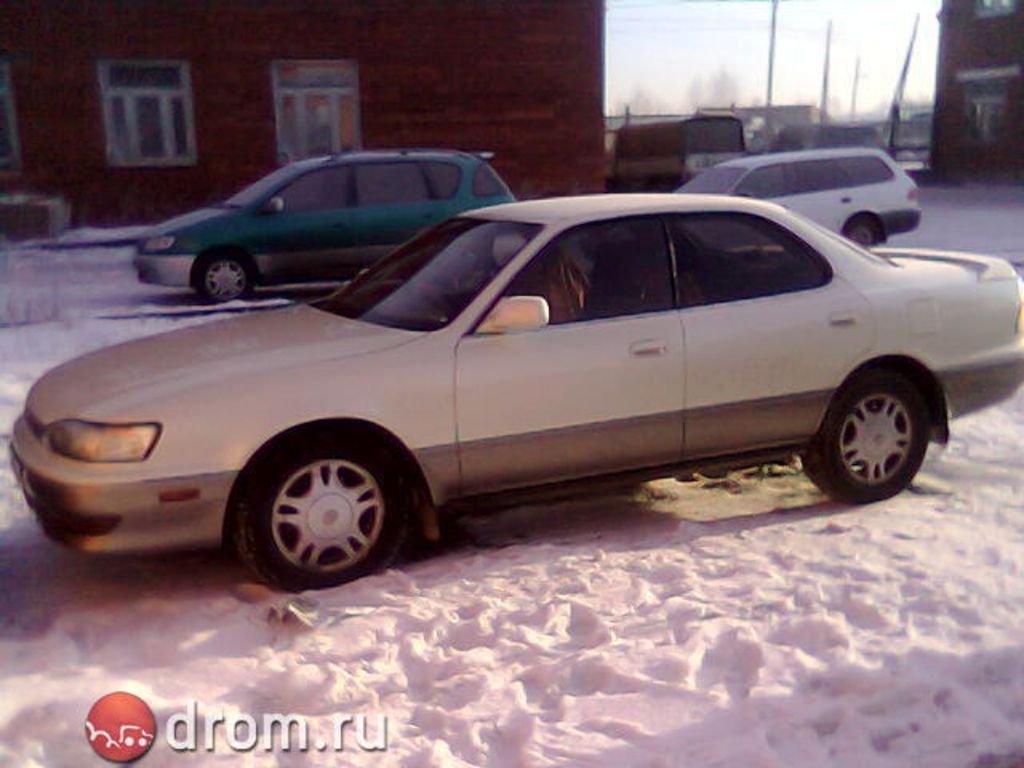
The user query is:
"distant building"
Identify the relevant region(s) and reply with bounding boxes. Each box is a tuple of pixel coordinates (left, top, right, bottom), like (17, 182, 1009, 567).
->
(0, 1, 604, 224)
(932, 0, 1023, 178)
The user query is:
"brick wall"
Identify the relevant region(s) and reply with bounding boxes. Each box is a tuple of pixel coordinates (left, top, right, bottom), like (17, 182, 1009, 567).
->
(0, 0, 605, 224)
(932, 0, 1024, 178)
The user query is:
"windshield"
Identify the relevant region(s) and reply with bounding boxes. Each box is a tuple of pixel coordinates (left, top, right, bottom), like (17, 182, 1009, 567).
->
(316, 218, 541, 331)
(678, 166, 745, 193)
(222, 163, 313, 208)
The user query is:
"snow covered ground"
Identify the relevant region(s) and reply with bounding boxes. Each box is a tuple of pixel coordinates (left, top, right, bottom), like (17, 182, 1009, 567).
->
(0, 188, 1023, 767)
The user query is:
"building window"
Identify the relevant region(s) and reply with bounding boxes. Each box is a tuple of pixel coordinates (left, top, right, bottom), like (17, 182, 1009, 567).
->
(965, 79, 1008, 144)
(98, 60, 196, 167)
(975, 0, 1016, 16)
(273, 60, 360, 163)
(0, 62, 19, 170)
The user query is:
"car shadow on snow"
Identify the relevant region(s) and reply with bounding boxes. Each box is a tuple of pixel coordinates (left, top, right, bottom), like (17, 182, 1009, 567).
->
(0, 515, 249, 641)
(0, 467, 846, 643)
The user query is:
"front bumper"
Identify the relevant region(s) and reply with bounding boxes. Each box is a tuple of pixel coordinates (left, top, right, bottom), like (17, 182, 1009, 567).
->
(133, 252, 196, 287)
(10, 416, 234, 553)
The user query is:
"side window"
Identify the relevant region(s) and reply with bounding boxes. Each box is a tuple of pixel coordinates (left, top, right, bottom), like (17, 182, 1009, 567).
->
(789, 159, 849, 195)
(355, 162, 431, 206)
(735, 165, 788, 199)
(504, 217, 673, 325)
(668, 213, 830, 307)
(421, 161, 461, 199)
(279, 166, 352, 213)
(473, 163, 510, 197)
(837, 156, 895, 186)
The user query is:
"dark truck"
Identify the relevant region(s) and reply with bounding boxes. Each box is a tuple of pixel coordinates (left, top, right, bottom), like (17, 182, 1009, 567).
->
(607, 114, 746, 192)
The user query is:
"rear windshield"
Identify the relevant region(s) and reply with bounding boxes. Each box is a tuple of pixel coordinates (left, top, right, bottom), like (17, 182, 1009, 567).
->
(684, 119, 745, 153)
(316, 218, 540, 331)
(678, 166, 746, 193)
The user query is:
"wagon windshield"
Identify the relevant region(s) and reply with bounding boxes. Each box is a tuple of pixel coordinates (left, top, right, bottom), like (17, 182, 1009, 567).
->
(316, 218, 541, 331)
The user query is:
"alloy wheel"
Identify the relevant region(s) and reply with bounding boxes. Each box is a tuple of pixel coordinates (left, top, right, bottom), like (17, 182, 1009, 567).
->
(204, 259, 247, 300)
(270, 459, 385, 573)
(839, 393, 912, 485)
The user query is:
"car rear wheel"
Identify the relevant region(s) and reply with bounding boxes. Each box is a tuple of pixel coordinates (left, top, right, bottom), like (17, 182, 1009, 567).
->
(842, 215, 883, 247)
(803, 370, 929, 504)
(233, 434, 408, 591)
(193, 252, 255, 302)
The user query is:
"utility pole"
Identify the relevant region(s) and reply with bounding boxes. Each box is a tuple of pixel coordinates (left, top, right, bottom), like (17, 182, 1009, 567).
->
(850, 56, 861, 120)
(888, 13, 920, 151)
(820, 19, 832, 125)
(766, 0, 780, 140)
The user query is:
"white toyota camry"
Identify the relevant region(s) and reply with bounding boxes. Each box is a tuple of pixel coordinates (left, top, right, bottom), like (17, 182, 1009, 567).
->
(11, 195, 1024, 590)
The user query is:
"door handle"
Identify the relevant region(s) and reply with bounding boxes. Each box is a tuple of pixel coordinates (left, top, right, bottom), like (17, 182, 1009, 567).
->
(841, 196, 852, 204)
(629, 339, 668, 357)
(829, 312, 858, 327)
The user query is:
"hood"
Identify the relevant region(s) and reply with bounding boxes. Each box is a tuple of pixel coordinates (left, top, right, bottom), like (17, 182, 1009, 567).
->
(144, 206, 234, 239)
(27, 305, 421, 423)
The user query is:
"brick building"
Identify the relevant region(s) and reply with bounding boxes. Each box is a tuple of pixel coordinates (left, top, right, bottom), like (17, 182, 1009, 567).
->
(932, 0, 1024, 178)
(0, 1, 604, 224)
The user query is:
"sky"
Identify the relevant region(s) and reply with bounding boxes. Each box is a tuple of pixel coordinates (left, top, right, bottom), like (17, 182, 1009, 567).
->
(605, 0, 943, 119)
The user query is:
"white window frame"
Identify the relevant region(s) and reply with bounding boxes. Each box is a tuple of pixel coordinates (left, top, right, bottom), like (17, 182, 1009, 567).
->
(272, 60, 361, 163)
(97, 59, 197, 167)
(975, 0, 1016, 17)
(0, 61, 20, 171)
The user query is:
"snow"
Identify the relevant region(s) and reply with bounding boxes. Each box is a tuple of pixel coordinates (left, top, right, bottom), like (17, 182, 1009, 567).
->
(1, 187, 1023, 766)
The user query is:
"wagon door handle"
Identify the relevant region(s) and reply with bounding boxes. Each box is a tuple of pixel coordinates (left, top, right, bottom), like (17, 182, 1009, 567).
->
(829, 312, 858, 327)
(841, 196, 852, 203)
(629, 339, 668, 357)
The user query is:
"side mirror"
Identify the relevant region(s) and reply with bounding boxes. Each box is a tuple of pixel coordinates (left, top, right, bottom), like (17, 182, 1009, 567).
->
(477, 296, 550, 335)
(261, 196, 284, 215)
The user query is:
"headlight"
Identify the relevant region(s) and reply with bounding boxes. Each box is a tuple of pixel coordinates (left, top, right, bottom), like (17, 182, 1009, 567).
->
(141, 235, 176, 253)
(46, 420, 161, 462)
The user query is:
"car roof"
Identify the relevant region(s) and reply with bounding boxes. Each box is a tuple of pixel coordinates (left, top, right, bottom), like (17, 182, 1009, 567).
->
(714, 147, 893, 171)
(469, 193, 786, 226)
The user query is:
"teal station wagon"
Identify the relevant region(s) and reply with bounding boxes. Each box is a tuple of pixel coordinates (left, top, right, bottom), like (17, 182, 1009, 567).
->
(134, 149, 515, 301)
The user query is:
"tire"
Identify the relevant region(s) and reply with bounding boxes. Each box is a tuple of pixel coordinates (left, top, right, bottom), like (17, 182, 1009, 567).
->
(842, 215, 883, 247)
(193, 252, 255, 302)
(233, 432, 409, 591)
(803, 370, 930, 504)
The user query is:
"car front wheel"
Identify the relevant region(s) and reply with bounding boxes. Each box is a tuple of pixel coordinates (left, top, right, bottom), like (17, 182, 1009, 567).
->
(233, 435, 408, 591)
(803, 371, 930, 504)
(194, 253, 254, 302)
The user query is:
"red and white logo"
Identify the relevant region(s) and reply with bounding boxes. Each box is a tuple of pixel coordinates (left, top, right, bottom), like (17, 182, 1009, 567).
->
(85, 692, 156, 763)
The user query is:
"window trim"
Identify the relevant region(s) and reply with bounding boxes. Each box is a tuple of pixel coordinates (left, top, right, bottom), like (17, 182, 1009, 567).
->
(97, 59, 197, 168)
(271, 59, 361, 162)
(484, 214, 680, 330)
(0, 61, 20, 171)
(669, 212, 833, 310)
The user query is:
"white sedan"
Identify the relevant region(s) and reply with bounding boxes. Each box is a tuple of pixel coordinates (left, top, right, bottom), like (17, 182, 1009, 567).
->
(10, 195, 1024, 590)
